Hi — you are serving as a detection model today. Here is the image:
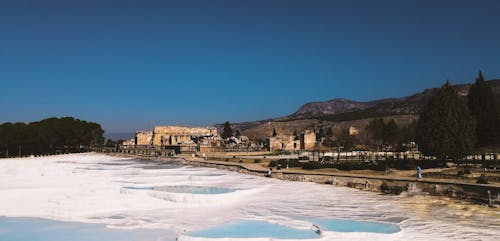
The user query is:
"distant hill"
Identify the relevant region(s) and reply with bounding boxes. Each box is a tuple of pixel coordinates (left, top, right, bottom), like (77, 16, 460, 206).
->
(271, 79, 500, 121)
(222, 79, 500, 140)
(292, 98, 396, 116)
(291, 80, 500, 120)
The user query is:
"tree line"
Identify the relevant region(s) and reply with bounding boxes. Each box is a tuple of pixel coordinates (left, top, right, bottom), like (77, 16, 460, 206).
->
(365, 118, 416, 152)
(0, 117, 105, 157)
(416, 71, 499, 160)
(319, 71, 499, 160)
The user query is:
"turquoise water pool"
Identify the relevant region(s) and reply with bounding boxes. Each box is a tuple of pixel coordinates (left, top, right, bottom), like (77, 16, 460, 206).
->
(187, 220, 321, 239)
(0, 217, 174, 241)
(313, 218, 400, 233)
(187, 219, 400, 239)
(124, 185, 236, 194)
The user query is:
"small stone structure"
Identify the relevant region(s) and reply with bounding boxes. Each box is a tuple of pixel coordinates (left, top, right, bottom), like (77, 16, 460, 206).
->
(122, 138, 135, 146)
(348, 126, 359, 136)
(267, 136, 300, 152)
(135, 131, 153, 146)
(300, 130, 316, 150)
(266, 130, 316, 151)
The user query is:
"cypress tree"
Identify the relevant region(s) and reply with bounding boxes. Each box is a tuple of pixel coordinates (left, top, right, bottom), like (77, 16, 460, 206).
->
(467, 71, 500, 147)
(366, 118, 385, 150)
(221, 121, 233, 139)
(416, 81, 476, 160)
(326, 127, 333, 137)
(384, 119, 401, 146)
(337, 128, 354, 151)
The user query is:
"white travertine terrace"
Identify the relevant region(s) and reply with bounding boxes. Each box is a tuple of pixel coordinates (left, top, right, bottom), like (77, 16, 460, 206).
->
(0, 153, 498, 241)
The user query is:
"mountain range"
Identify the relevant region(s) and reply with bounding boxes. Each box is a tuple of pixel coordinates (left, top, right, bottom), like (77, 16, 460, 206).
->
(292, 80, 499, 119)
(225, 79, 500, 139)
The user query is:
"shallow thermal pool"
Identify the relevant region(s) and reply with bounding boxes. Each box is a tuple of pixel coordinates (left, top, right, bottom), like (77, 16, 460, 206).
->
(187, 220, 321, 239)
(124, 185, 236, 194)
(186, 218, 399, 239)
(0, 153, 498, 241)
(0, 217, 174, 241)
(312, 218, 400, 233)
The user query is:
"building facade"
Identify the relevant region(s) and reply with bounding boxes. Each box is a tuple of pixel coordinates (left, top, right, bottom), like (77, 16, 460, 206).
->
(151, 126, 217, 146)
(266, 130, 316, 152)
(300, 131, 316, 150)
(131, 126, 217, 153)
(135, 131, 153, 146)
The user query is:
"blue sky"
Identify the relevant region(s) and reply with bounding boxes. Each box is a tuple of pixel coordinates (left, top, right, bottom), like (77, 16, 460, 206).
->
(1, 0, 499, 133)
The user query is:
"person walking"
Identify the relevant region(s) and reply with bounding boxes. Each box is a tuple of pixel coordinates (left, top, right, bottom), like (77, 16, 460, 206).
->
(417, 166, 422, 179)
(266, 167, 273, 177)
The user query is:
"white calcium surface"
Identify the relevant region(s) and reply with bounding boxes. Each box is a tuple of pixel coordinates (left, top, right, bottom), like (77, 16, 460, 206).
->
(0, 153, 498, 241)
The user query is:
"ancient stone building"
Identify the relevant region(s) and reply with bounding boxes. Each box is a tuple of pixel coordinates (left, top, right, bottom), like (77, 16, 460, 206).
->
(266, 130, 316, 152)
(152, 126, 217, 146)
(132, 126, 217, 150)
(266, 136, 300, 152)
(198, 139, 222, 153)
(122, 138, 135, 146)
(300, 131, 316, 150)
(135, 131, 153, 146)
(348, 126, 359, 136)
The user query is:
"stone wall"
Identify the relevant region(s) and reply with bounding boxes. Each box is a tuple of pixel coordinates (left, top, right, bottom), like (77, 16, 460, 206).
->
(267, 136, 300, 151)
(154, 126, 217, 136)
(100, 149, 500, 206)
(152, 126, 217, 146)
(183, 159, 500, 205)
(300, 131, 316, 150)
(135, 131, 153, 146)
(266, 131, 316, 152)
(122, 138, 135, 146)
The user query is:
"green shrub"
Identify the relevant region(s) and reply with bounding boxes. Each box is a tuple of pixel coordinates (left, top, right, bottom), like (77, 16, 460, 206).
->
(476, 174, 488, 184)
(334, 162, 371, 170)
(301, 162, 336, 170)
(375, 159, 446, 171)
(457, 168, 472, 176)
(276, 159, 285, 166)
(299, 158, 446, 171)
(275, 159, 301, 168)
(372, 161, 389, 171)
(288, 159, 301, 167)
(380, 182, 389, 192)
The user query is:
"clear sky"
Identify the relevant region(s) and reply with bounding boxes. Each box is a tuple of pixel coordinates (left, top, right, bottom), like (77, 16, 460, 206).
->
(1, 0, 499, 133)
